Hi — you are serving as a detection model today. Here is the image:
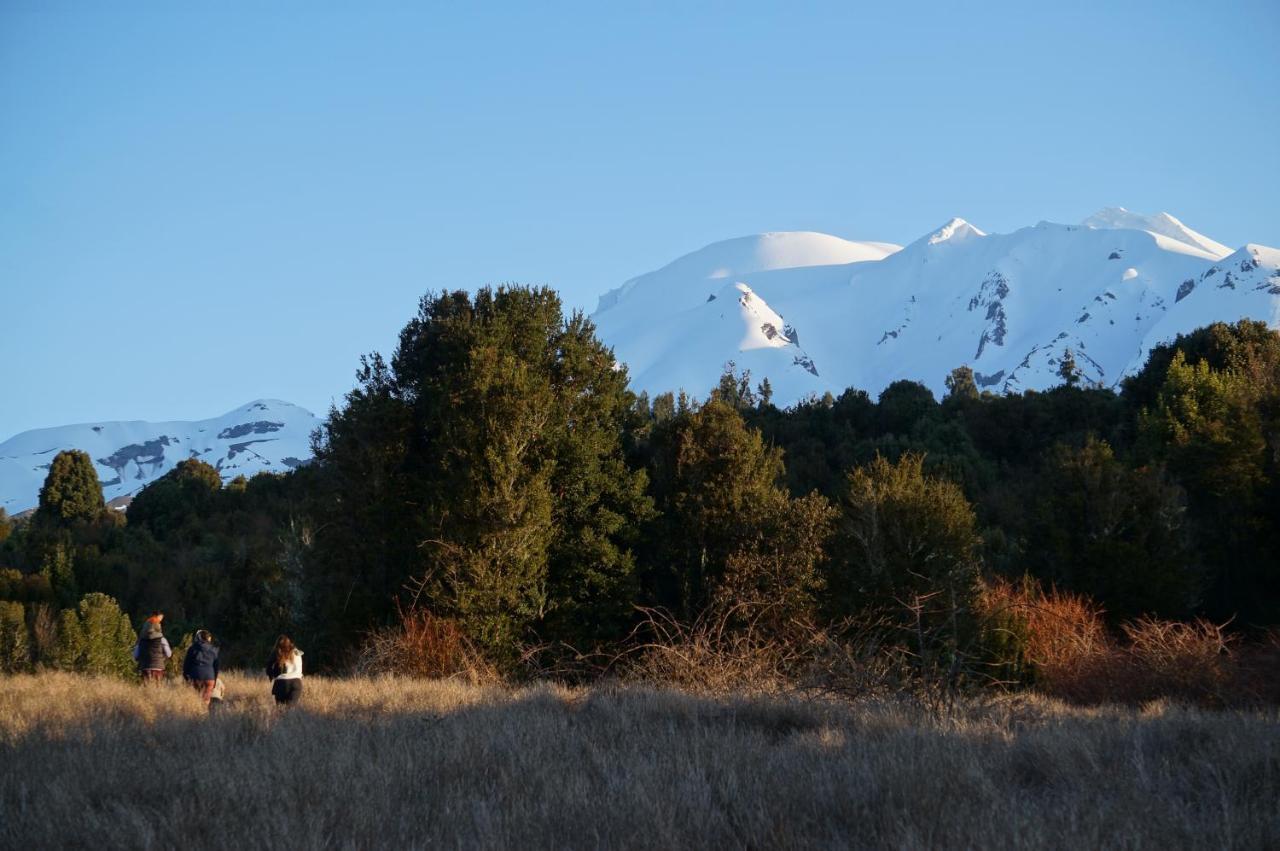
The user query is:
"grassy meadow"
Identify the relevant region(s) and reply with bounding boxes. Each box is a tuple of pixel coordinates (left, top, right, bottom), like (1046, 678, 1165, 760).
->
(1, 671, 1277, 849)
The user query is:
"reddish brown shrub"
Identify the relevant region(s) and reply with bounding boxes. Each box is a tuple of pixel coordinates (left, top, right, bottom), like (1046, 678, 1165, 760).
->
(976, 577, 1110, 700)
(357, 607, 498, 683)
(976, 577, 1270, 707)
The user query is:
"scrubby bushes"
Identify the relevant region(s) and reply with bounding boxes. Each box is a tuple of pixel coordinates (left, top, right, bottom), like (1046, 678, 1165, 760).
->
(0, 601, 30, 673)
(53, 593, 136, 677)
(0, 592, 139, 678)
(976, 577, 1279, 707)
(357, 608, 497, 683)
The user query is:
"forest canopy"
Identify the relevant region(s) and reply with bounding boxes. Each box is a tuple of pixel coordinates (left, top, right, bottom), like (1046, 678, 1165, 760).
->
(1, 288, 1277, 677)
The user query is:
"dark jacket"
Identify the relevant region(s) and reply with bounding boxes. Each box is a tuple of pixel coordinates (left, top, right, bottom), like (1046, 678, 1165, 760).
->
(135, 636, 171, 671)
(134, 622, 172, 671)
(183, 639, 220, 681)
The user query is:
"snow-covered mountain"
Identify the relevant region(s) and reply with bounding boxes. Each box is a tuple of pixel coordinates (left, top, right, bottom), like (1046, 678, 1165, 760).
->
(0, 400, 318, 514)
(592, 209, 1280, 405)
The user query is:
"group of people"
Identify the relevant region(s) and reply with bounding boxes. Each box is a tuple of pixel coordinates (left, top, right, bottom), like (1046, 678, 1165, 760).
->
(131, 612, 305, 708)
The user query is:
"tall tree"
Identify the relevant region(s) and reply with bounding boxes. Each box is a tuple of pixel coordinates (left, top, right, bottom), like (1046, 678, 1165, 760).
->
(126, 458, 224, 541)
(310, 287, 652, 660)
(831, 452, 981, 622)
(1138, 351, 1273, 621)
(1025, 437, 1196, 620)
(1058, 349, 1082, 387)
(35, 450, 104, 526)
(876, 380, 937, 437)
(643, 399, 835, 623)
(944, 365, 979, 402)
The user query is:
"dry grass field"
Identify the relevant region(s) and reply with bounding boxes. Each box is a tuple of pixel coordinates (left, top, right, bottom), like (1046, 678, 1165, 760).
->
(1, 672, 1277, 850)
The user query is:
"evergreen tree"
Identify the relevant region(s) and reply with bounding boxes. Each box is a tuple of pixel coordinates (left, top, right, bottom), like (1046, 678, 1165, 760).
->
(876, 380, 937, 436)
(40, 542, 78, 609)
(831, 453, 981, 621)
(126, 458, 224, 540)
(1122, 319, 1280, 412)
(711, 364, 757, 410)
(311, 287, 652, 661)
(1058, 349, 1082, 387)
(944, 365, 979, 402)
(35, 450, 104, 526)
(1025, 437, 1196, 620)
(54, 592, 135, 678)
(0, 601, 30, 672)
(643, 399, 833, 621)
(651, 392, 676, 424)
(716, 490, 837, 629)
(757, 377, 774, 409)
(1138, 351, 1272, 621)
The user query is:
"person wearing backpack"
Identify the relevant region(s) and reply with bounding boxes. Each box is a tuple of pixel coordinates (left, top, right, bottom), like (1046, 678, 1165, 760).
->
(132, 612, 172, 683)
(266, 635, 304, 706)
(182, 629, 220, 707)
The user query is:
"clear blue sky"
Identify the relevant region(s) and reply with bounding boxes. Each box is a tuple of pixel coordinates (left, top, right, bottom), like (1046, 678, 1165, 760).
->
(2, 1, 1278, 439)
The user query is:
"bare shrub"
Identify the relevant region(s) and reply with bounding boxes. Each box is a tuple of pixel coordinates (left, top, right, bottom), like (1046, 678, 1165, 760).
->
(356, 607, 498, 684)
(1115, 616, 1236, 707)
(977, 577, 1112, 701)
(617, 604, 931, 703)
(977, 577, 1265, 707)
(29, 603, 59, 667)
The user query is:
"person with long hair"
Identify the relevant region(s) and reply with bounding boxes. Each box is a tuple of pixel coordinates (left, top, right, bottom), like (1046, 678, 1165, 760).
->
(266, 635, 304, 705)
(182, 629, 220, 707)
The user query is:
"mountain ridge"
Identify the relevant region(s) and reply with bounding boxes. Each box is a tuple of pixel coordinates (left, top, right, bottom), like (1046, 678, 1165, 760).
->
(0, 399, 318, 514)
(590, 209, 1279, 406)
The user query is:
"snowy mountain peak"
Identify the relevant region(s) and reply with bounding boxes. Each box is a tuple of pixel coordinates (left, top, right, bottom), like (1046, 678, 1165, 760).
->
(593, 231, 899, 317)
(0, 400, 319, 513)
(921, 217, 986, 247)
(591, 209, 1278, 410)
(1082, 207, 1231, 259)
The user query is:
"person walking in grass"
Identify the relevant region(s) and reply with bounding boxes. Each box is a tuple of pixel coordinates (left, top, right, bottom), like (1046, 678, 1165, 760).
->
(266, 635, 304, 706)
(132, 611, 171, 683)
(183, 629, 220, 707)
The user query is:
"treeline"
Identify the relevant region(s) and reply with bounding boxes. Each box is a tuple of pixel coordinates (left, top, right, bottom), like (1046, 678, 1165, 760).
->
(0, 287, 1277, 680)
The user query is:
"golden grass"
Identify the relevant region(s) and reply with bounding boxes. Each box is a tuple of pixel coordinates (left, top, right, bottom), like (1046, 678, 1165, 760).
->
(1, 671, 1277, 849)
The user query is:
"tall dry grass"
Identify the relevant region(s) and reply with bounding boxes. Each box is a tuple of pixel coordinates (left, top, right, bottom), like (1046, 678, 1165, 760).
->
(1, 670, 1277, 849)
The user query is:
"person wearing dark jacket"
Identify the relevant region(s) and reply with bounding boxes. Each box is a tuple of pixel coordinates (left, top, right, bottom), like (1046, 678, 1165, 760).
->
(183, 629, 220, 706)
(132, 613, 172, 683)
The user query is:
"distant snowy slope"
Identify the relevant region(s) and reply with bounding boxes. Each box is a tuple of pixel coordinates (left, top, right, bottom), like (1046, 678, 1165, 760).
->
(0, 400, 318, 514)
(1082, 207, 1232, 259)
(592, 210, 1279, 406)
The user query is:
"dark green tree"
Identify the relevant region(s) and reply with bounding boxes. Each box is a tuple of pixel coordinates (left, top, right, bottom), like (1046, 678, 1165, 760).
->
(756, 377, 774, 409)
(54, 592, 135, 678)
(830, 452, 981, 620)
(40, 542, 78, 609)
(126, 458, 223, 540)
(644, 399, 788, 616)
(310, 287, 652, 662)
(1122, 319, 1280, 412)
(35, 450, 104, 526)
(1137, 351, 1273, 621)
(1024, 437, 1196, 620)
(0, 601, 30, 673)
(1058, 349, 1082, 387)
(876, 380, 938, 436)
(944, 365, 979, 402)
